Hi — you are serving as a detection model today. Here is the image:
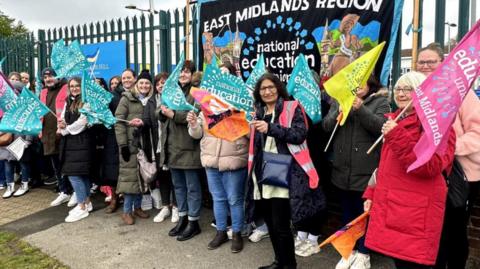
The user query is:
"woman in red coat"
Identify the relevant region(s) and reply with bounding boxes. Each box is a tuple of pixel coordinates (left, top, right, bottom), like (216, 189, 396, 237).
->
(363, 71, 456, 269)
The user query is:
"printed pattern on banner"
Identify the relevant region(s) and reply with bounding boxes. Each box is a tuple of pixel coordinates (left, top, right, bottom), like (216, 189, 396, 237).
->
(0, 72, 18, 112)
(287, 54, 322, 123)
(408, 20, 480, 172)
(80, 70, 116, 128)
(161, 52, 196, 111)
(245, 53, 266, 91)
(199, 0, 400, 83)
(0, 87, 50, 135)
(200, 60, 254, 120)
(324, 42, 385, 125)
(51, 39, 89, 79)
(190, 87, 249, 142)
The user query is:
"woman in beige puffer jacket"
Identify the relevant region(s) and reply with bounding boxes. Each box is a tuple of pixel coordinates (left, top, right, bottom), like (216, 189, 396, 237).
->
(187, 111, 248, 253)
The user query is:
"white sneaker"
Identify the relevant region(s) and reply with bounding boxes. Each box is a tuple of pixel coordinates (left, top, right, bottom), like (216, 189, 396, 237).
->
(0, 184, 5, 190)
(86, 201, 93, 212)
(351, 253, 370, 269)
(105, 196, 112, 203)
(50, 192, 71, 207)
(248, 228, 269, 243)
(171, 207, 179, 223)
(295, 240, 320, 257)
(295, 236, 306, 249)
(13, 182, 29, 197)
(2, 183, 15, 199)
(67, 193, 77, 207)
(336, 251, 358, 269)
(65, 206, 89, 222)
(153, 206, 171, 223)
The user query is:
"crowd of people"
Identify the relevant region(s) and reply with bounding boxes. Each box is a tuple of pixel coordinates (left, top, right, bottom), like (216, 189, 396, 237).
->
(1, 42, 479, 269)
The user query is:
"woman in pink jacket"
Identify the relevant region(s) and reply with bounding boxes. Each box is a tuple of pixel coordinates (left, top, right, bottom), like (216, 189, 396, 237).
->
(363, 72, 456, 268)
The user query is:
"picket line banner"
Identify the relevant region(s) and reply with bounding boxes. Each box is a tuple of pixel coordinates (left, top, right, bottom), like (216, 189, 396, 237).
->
(199, 0, 402, 84)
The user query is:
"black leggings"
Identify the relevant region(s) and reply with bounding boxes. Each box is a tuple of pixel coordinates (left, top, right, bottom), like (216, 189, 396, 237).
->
(257, 198, 296, 268)
(156, 169, 176, 206)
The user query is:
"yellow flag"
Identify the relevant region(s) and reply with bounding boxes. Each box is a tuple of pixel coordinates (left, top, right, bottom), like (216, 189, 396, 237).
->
(324, 42, 385, 125)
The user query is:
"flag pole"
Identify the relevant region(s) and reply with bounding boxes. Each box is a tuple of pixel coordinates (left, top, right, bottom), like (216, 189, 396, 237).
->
(411, 0, 420, 70)
(366, 100, 413, 154)
(324, 109, 344, 152)
(185, 0, 191, 60)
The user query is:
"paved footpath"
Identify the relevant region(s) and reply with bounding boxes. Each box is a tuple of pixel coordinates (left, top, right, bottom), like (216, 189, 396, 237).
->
(0, 187, 397, 269)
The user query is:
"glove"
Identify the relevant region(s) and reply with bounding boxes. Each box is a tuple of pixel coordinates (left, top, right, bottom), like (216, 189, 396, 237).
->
(121, 146, 131, 162)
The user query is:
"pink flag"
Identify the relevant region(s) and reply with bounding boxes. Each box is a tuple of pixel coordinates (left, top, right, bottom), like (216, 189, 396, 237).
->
(408, 20, 480, 172)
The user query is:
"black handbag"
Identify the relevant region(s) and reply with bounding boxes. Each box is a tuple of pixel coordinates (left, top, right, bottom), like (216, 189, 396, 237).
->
(258, 135, 292, 188)
(444, 158, 470, 209)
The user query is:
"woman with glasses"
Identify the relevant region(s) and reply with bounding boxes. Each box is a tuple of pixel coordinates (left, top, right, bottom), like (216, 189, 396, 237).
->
(416, 43, 480, 269)
(416, 43, 443, 77)
(363, 72, 456, 269)
(58, 77, 95, 222)
(248, 73, 323, 269)
(322, 75, 390, 269)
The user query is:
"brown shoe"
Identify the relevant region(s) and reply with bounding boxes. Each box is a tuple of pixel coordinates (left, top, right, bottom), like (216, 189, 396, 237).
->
(121, 213, 135, 225)
(105, 194, 118, 214)
(133, 208, 150, 219)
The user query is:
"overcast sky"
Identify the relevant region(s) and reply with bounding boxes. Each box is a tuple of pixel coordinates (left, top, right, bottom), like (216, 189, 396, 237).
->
(0, 0, 479, 49)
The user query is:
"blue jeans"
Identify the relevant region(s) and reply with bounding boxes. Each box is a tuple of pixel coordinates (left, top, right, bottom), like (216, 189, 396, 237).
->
(206, 168, 247, 232)
(170, 168, 202, 220)
(69, 176, 91, 204)
(0, 160, 6, 186)
(5, 160, 30, 183)
(123, 193, 142, 214)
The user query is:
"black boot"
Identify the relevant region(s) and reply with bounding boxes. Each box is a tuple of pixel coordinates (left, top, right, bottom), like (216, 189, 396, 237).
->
(207, 230, 229, 250)
(231, 232, 243, 253)
(258, 261, 279, 269)
(177, 220, 201, 241)
(168, 216, 188, 237)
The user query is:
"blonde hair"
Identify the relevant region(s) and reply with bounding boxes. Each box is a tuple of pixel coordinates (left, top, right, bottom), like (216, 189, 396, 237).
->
(131, 79, 154, 98)
(394, 71, 426, 90)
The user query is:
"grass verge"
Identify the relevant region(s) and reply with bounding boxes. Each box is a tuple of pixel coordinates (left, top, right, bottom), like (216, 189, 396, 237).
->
(0, 231, 68, 269)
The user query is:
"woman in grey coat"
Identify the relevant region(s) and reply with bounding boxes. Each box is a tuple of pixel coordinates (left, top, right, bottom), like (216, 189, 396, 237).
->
(322, 75, 390, 269)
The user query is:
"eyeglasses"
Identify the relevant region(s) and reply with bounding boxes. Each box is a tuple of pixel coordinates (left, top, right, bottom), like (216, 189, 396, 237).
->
(260, 85, 277, 93)
(393, 86, 414, 94)
(417, 60, 439, 66)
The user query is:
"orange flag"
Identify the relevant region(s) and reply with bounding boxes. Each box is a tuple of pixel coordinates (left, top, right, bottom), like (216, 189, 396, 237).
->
(190, 87, 249, 142)
(319, 212, 369, 259)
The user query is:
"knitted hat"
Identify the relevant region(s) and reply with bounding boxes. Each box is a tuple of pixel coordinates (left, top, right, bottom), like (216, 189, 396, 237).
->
(137, 69, 152, 82)
(41, 67, 57, 77)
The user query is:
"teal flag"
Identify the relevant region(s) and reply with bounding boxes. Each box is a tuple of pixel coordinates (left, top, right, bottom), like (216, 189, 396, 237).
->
(200, 61, 254, 120)
(287, 54, 322, 124)
(245, 54, 266, 92)
(51, 39, 89, 79)
(0, 72, 18, 111)
(79, 107, 116, 128)
(35, 70, 43, 97)
(0, 87, 50, 135)
(161, 53, 196, 111)
(81, 70, 116, 128)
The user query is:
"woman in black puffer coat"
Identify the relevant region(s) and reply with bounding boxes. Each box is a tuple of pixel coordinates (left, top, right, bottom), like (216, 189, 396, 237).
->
(58, 77, 95, 223)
